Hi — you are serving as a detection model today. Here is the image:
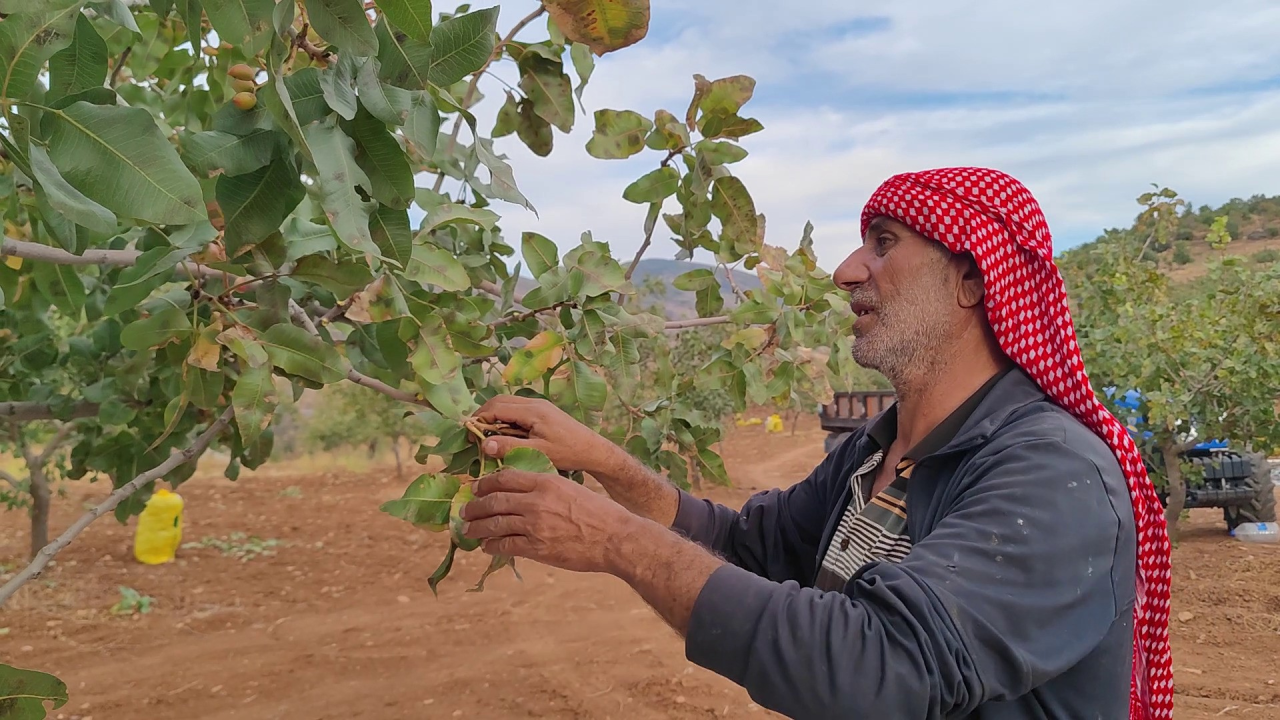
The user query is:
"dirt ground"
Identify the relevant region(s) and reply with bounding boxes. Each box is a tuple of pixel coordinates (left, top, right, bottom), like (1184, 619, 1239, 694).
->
(3, 413, 1279, 719)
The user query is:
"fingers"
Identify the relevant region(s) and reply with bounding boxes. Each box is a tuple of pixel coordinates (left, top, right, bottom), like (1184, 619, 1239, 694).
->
(460, 514, 529, 540)
(474, 394, 547, 427)
(481, 536, 534, 558)
(471, 468, 541, 497)
(480, 434, 549, 460)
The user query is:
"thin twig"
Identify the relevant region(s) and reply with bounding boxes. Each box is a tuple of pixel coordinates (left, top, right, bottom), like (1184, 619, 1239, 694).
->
(662, 316, 733, 330)
(0, 407, 235, 608)
(110, 46, 132, 86)
(287, 24, 331, 64)
(2, 237, 233, 283)
(494, 300, 574, 327)
(35, 422, 76, 467)
(625, 217, 658, 282)
(0, 400, 101, 424)
(720, 262, 746, 303)
(432, 5, 547, 194)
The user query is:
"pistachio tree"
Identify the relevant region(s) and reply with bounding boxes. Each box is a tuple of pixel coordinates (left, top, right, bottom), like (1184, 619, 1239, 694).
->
(0, 0, 854, 608)
(1060, 187, 1280, 536)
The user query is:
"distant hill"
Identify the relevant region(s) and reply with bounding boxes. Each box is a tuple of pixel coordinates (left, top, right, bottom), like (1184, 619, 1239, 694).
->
(515, 258, 762, 320)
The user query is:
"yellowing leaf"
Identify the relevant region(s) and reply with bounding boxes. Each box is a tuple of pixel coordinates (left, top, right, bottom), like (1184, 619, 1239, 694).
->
(543, 0, 650, 55)
(187, 320, 224, 371)
(502, 331, 564, 385)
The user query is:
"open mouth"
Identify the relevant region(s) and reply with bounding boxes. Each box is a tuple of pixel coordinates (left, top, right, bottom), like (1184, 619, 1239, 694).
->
(850, 301, 876, 318)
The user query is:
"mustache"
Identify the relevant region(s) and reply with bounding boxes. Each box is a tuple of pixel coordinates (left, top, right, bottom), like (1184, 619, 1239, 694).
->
(846, 288, 880, 310)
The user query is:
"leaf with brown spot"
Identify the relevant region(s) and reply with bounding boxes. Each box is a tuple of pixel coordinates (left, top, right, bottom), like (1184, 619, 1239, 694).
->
(542, 0, 650, 56)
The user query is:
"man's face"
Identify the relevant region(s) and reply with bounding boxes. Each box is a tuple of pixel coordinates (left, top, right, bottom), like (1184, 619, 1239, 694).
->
(832, 217, 966, 382)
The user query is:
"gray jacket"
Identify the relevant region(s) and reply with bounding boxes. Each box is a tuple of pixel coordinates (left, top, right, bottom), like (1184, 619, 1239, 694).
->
(672, 367, 1137, 719)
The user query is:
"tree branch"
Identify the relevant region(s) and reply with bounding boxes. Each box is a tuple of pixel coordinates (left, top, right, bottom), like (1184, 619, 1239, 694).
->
(0, 407, 235, 608)
(110, 46, 132, 86)
(432, 5, 547, 194)
(36, 422, 77, 467)
(662, 316, 733, 330)
(0, 401, 100, 424)
(286, 300, 434, 409)
(0, 468, 22, 491)
(2, 237, 235, 283)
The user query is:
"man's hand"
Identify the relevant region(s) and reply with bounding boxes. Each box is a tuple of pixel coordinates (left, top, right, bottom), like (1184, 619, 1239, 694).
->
(459, 468, 639, 575)
(472, 395, 620, 475)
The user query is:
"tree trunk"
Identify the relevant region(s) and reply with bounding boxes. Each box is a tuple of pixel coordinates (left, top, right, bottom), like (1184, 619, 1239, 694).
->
(1161, 440, 1186, 540)
(392, 436, 404, 479)
(367, 439, 378, 459)
(29, 465, 50, 561)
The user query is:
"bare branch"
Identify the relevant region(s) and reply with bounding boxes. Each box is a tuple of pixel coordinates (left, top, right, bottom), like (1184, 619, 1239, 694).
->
(662, 316, 733, 331)
(0, 407, 235, 608)
(110, 46, 132, 86)
(720, 263, 746, 303)
(0, 400, 100, 424)
(432, 5, 547, 194)
(0, 468, 22, 491)
(2, 237, 236, 283)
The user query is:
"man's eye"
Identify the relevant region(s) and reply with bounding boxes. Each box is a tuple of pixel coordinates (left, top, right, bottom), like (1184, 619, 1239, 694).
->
(875, 235, 894, 253)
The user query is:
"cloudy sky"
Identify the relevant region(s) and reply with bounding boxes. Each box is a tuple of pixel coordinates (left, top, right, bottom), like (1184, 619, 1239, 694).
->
(445, 0, 1280, 272)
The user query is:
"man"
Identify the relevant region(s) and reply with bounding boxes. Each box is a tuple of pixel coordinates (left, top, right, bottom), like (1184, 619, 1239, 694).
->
(458, 168, 1174, 719)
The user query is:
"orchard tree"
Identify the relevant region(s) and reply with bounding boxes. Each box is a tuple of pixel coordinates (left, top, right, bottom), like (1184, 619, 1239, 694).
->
(302, 381, 426, 477)
(0, 0, 855, 610)
(1061, 187, 1280, 537)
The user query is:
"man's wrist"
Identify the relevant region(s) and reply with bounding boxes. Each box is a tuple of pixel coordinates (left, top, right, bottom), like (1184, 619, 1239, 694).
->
(603, 512, 654, 581)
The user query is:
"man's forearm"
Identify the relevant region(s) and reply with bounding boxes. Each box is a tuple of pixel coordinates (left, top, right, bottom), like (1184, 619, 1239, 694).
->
(605, 515, 723, 635)
(590, 449, 681, 527)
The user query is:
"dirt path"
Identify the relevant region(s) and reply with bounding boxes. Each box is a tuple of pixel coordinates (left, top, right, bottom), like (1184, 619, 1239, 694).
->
(2, 415, 1278, 719)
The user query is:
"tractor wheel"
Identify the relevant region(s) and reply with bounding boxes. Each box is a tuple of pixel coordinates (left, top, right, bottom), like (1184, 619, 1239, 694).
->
(1234, 452, 1278, 527)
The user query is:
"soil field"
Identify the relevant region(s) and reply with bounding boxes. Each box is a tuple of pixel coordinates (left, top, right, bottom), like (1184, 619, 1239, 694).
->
(2, 414, 1279, 719)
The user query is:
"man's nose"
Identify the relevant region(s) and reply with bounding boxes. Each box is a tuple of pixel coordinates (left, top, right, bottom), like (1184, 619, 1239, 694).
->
(833, 246, 870, 292)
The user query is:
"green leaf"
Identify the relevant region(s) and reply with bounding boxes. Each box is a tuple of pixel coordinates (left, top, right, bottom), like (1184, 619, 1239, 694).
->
(28, 142, 117, 233)
(48, 13, 107, 100)
(402, 90, 440, 157)
(318, 51, 360, 121)
(699, 110, 763, 140)
(711, 176, 758, 252)
(410, 317, 461, 385)
(0, 662, 69, 718)
(405, 243, 471, 292)
(261, 324, 348, 384)
(259, 60, 312, 161)
(283, 66, 330, 126)
(671, 268, 718, 292)
(174, 0, 204, 49)
(103, 245, 197, 316)
(370, 204, 413, 268)
(185, 367, 226, 410)
(374, 14, 431, 90)
(645, 108, 688, 151)
(179, 129, 277, 178)
(542, 0, 650, 55)
(569, 42, 594, 101)
(422, 370, 478, 421)
(91, 0, 141, 33)
(493, 92, 519, 137)
(552, 360, 608, 423)
(32, 262, 86, 314)
(518, 55, 574, 133)
(203, 0, 274, 56)
(474, 137, 532, 210)
(121, 304, 192, 350)
(428, 541, 458, 596)
(502, 447, 555, 474)
(695, 285, 724, 318)
(374, 0, 432, 42)
(41, 101, 207, 225)
(0, 0, 83, 102)
(696, 74, 755, 115)
(695, 138, 748, 165)
(622, 166, 678, 204)
(347, 107, 415, 209)
(292, 255, 375, 297)
(572, 250, 629, 297)
(217, 325, 270, 367)
(218, 157, 305, 258)
(421, 203, 499, 234)
(585, 109, 652, 159)
(515, 98, 553, 157)
(426, 7, 499, 87)
(304, 0, 379, 57)
(357, 58, 412, 125)
(521, 232, 559, 279)
(302, 116, 380, 256)
(232, 362, 277, 449)
(381, 473, 459, 530)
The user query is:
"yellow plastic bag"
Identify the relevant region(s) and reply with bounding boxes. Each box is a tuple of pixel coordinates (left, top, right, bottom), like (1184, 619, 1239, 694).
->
(133, 488, 184, 565)
(765, 414, 784, 433)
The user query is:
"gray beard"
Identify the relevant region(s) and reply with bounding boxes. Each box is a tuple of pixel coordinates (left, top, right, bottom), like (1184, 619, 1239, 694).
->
(850, 298, 956, 392)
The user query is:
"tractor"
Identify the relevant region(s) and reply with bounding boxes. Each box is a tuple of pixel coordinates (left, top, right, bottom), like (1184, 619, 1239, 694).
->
(818, 388, 1276, 531)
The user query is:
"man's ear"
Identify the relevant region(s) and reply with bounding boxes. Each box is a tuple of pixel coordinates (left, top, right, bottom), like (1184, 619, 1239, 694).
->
(956, 255, 984, 309)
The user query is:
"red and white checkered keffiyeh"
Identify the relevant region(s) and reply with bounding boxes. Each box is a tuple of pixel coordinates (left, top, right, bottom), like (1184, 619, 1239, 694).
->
(860, 167, 1174, 720)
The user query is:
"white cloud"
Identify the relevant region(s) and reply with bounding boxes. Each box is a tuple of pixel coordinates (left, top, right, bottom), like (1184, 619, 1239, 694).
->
(440, 1, 1280, 273)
